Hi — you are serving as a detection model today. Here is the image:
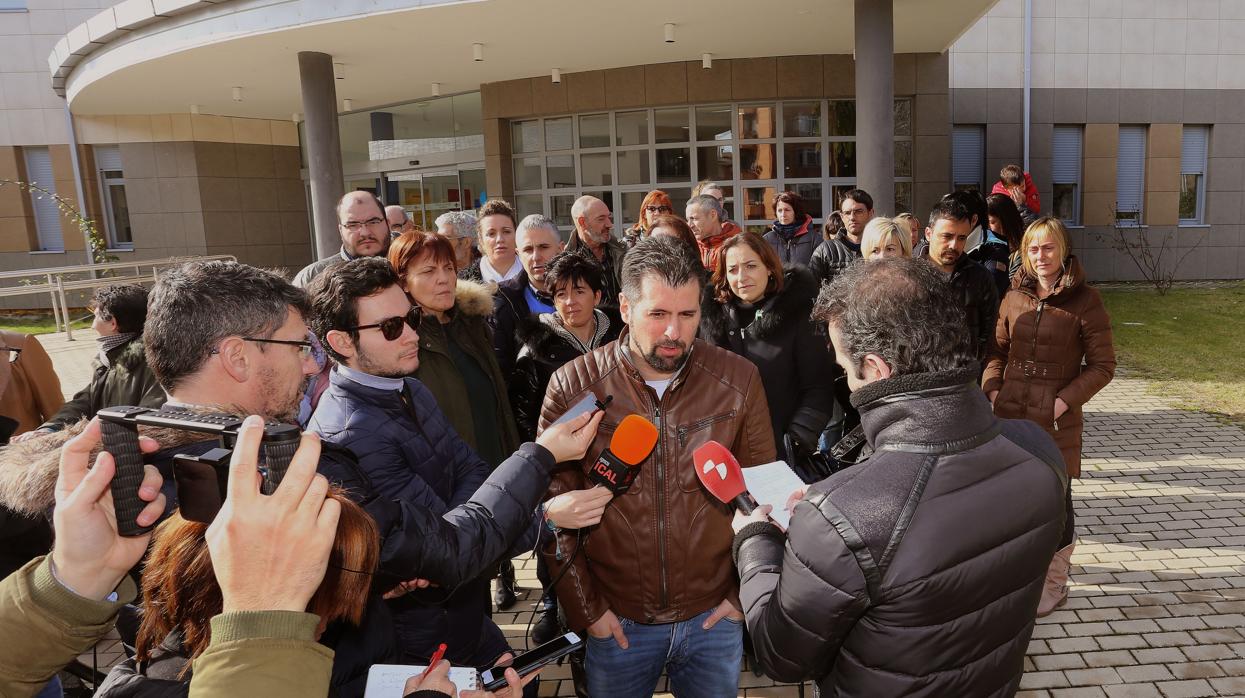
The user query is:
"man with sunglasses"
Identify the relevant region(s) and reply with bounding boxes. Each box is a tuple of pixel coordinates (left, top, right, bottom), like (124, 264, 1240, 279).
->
(306, 258, 612, 685)
(293, 190, 394, 289)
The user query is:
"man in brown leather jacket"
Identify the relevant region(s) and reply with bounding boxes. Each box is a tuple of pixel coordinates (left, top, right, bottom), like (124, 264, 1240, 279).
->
(539, 235, 775, 698)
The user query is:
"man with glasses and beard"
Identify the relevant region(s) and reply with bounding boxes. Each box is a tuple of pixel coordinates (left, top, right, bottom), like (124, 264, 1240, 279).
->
(305, 258, 612, 690)
(539, 235, 775, 698)
(293, 191, 394, 288)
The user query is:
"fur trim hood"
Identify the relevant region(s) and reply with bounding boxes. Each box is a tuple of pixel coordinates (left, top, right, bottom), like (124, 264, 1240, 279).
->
(700, 264, 819, 344)
(454, 278, 497, 318)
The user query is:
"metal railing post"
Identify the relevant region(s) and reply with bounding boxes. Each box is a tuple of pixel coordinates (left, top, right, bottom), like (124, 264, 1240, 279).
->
(46, 273, 62, 333)
(56, 276, 73, 341)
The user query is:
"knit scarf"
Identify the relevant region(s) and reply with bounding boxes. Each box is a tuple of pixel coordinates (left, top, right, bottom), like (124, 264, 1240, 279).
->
(539, 310, 611, 355)
(771, 214, 811, 241)
(97, 332, 137, 368)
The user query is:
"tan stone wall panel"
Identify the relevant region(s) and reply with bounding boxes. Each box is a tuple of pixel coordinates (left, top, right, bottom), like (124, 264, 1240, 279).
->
(915, 93, 950, 136)
(776, 55, 822, 98)
(605, 66, 646, 109)
(686, 60, 732, 103)
(644, 62, 688, 105)
(1082, 192, 1117, 227)
(566, 71, 606, 113)
(1147, 123, 1182, 159)
(1146, 156, 1180, 193)
(893, 54, 916, 96)
(823, 55, 856, 97)
(1083, 123, 1119, 159)
(494, 78, 535, 119)
(1146, 191, 1179, 226)
(483, 118, 508, 157)
(730, 57, 777, 100)
(0, 217, 31, 252)
(916, 53, 949, 95)
(531, 77, 569, 116)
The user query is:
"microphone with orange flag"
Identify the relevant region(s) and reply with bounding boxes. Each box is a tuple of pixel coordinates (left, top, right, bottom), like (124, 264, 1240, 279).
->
(693, 440, 760, 514)
(586, 414, 659, 494)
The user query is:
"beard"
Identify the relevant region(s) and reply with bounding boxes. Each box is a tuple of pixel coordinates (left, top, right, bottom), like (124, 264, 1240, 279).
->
(356, 345, 416, 379)
(641, 338, 690, 373)
(259, 365, 309, 424)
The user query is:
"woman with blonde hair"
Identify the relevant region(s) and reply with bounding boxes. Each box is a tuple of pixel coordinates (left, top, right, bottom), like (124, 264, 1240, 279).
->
(982, 216, 1116, 617)
(860, 217, 912, 259)
(892, 212, 922, 252)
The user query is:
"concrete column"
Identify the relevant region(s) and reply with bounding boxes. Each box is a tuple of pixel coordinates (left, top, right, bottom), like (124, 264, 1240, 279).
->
(298, 51, 345, 259)
(854, 0, 895, 212)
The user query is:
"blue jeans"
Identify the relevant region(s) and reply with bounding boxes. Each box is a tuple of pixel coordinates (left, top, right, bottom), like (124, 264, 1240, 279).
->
(585, 609, 743, 698)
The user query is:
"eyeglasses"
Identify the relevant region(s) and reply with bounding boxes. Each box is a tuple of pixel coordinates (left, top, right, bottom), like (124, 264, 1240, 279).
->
(340, 217, 386, 233)
(645, 205, 673, 214)
(348, 306, 422, 341)
(241, 336, 315, 360)
(2, 346, 19, 363)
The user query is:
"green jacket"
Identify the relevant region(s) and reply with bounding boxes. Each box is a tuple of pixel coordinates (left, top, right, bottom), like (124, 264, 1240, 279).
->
(413, 279, 519, 462)
(0, 556, 332, 697)
(41, 336, 165, 432)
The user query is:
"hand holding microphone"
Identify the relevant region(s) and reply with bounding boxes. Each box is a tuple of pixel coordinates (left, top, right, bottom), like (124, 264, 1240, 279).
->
(692, 440, 761, 514)
(586, 414, 658, 495)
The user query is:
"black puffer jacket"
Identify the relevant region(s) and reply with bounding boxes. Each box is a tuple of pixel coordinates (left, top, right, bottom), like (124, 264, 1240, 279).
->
(808, 230, 861, 286)
(946, 253, 1001, 363)
(509, 309, 622, 442)
(699, 266, 832, 461)
(733, 368, 1067, 697)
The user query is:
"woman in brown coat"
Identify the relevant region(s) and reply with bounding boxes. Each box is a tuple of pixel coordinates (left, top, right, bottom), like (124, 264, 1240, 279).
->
(983, 216, 1116, 617)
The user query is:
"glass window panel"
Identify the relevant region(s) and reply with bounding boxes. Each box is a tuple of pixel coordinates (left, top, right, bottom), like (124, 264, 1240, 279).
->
(579, 114, 610, 148)
(545, 118, 573, 151)
(581, 152, 612, 187)
(656, 147, 691, 183)
(784, 182, 824, 220)
(1053, 184, 1078, 223)
(827, 101, 856, 137)
(739, 143, 777, 180)
(551, 195, 575, 227)
(459, 168, 487, 210)
(738, 105, 776, 139)
(894, 182, 912, 215)
(745, 224, 770, 235)
(894, 140, 912, 178)
(784, 143, 821, 179)
(1179, 174, 1201, 221)
(515, 194, 543, 220)
(829, 142, 857, 178)
(546, 155, 575, 188)
(513, 157, 542, 191)
(580, 191, 616, 218)
(831, 185, 857, 210)
(894, 99, 912, 137)
(107, 183, 132, 246)
(742, 186, 777, 222)
(695, 105, 732, 142)
(697, 145, 733, 182)
(664, 187, 694, 214)
(616, 150, 650, 185)
(616, 110, 649, 146)
(511, 120, 540, 153)
(655, 108, 689, 143)
(620, 191, 646, 226)
(783, 102, 821, 138)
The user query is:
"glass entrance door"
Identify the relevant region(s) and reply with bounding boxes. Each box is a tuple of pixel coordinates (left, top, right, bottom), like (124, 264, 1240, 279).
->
(383, 167, 487, 230)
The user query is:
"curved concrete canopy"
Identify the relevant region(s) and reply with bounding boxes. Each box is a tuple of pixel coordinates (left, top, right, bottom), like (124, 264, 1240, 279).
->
(53, 0, 994, 119)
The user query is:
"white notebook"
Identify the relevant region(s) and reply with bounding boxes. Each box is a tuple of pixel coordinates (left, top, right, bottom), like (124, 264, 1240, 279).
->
(741, 460, 807, 530)
(364, 663, 479, 696)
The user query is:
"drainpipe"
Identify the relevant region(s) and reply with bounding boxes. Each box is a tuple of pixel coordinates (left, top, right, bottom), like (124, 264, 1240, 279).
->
(1023, 0, 1032, 171)
(63, 103, 95, 271)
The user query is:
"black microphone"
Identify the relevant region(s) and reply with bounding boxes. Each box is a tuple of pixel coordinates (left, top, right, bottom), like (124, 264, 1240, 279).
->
(586, 415, 658, 494)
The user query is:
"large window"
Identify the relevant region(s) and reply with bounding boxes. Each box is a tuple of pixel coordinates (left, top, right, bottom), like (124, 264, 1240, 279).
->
(94, 146, 133, 250)
(511, 99, 914, 235)
(1116, 126, 1147, 226)
(1052, 126, 1083, 225)
(1180, 125, 1209, 225)
(951, 125, 985, 193)
(22, 147, 63, 252)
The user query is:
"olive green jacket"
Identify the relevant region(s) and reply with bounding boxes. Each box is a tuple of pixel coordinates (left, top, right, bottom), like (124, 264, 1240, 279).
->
(41, 336, 165, 432)
(0, 556, 332, 697)
(413, 279, 519, 461)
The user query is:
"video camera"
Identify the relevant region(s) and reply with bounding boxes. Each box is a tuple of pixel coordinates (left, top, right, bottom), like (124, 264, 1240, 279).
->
(97, 406, 301, 536)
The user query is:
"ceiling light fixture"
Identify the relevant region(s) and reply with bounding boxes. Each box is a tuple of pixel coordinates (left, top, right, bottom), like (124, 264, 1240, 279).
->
(292, 112, 301, 122)
(551, 68, 561, 84)
(333, 62, 344, 80)
(343, 98, 354, 111)
(431, 82, 441, 96)
(702, 53, 712, 70)
(189, 104, 200, 115)
(231, 86, 242, 102)
(472, 42, 484, 61)
(664, 23, 676, 43)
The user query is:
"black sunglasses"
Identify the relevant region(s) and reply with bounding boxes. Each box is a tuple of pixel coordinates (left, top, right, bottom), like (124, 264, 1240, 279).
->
(349, 306, 422, 341)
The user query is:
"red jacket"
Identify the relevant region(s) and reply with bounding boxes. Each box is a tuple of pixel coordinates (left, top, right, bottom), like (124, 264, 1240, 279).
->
(991, 172, 1041, 213)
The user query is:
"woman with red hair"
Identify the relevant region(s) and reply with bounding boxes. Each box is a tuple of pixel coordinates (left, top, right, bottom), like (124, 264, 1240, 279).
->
(622, 189, 674, 248)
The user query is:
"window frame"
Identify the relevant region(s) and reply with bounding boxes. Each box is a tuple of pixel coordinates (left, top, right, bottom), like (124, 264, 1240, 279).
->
(1115, 125, 1148, 227)
(951, 125, 986, 193)
(1051, 125, 1084, 226)
(1179, 125, 1209, 226)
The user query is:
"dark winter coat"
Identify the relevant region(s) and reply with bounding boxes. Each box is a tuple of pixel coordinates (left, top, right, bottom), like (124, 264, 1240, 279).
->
(490, 269, 552, 379)
(41, 336, 165, 432)
(944, 253, 1001, 363)
(699, 266, 833, 460)
(808, 230, 862, 286)
(982, 256, 1116, 478)
(762, 215, 819, 268)
(968, 229, 1015, 299)
(458, 258, 484, 283)
(733, 368, 1068, 697)
(413, 279, 520, 463)
(509, 309, 622, 442)
(566, 232, 626, 309)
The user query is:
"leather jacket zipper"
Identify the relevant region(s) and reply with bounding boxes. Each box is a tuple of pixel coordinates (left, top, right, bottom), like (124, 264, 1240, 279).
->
(649, 389, 669, 610)
(676, 411, 738, 447)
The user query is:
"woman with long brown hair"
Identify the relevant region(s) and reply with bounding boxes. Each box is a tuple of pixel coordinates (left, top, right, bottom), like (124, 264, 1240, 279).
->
(983, 216, 1116, 616)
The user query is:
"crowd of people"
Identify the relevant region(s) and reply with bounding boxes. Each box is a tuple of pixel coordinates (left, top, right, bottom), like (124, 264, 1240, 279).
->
(0, 161, 1117, 698)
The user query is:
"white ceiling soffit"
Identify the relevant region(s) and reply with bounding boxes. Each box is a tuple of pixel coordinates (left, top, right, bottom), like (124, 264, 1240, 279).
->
(55, 0, 996, 119)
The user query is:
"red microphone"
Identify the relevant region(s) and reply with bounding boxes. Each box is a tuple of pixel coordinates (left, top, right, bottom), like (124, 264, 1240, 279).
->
(587, 414, 659, 494)
(693, 440, 759, 514)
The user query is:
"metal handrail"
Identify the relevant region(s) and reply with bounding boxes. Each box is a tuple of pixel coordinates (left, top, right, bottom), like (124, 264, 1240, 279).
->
(0, 255, 237, 340)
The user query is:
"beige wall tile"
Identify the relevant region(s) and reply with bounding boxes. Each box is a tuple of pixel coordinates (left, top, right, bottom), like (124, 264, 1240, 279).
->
(270, 120, 298, 147)
(730, 57, 777, 100)
(149, 114, 173, 142)
(1146, 156, 1180, 193)
(1082, 191, 1117, 226)
(231, 117, 272, 145)
(1146, 190, 1179, 225)
(531, 76, 568, 115)
(644, 62, 687, 105)
(1083, 156, 1118, 194)
(686, 60, 732, 103)
(483, 118, 508, 157)
(0, 146, 20, 179)
(1147, 122, 1182, 158)
(495, 78, 535, 119)
(605, 66, 646, 109)
(480, 82, 501, 121)
(566, 70, 605, 113)
(190, 114, 233, 143)
(169, 113, 193, 141)
(75, 115, 116, 144)
(776, 55, 822, 98)
(0, 217, 33, 252)
(114, 114, 153, 143)
(485, 153, 512, 200)
(1083, 123, 1119, 158)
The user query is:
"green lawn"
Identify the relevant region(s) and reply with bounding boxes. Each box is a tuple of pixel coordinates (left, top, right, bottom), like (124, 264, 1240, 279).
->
(1, 312, 92, 335)
(1100, 282, 1245, 423)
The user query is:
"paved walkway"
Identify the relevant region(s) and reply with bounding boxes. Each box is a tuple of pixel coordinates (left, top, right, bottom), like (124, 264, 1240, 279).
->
(33, 331, 1245, 697)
